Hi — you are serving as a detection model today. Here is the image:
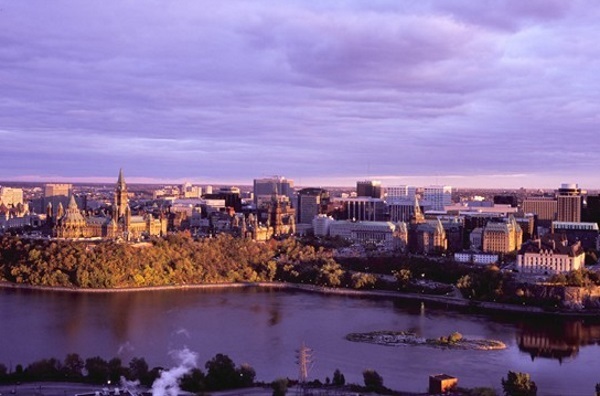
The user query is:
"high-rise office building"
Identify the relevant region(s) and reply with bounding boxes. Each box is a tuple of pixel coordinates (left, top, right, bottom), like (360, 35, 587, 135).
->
(296, 188, 329, 224)
(493, 195, 518, 207)
(253, 176, 294, 207)
(388, 200, 430, 222)
(522, 197, 557, 222)
(356, 180, 382, 199)
(342, 197, 387, 221)
(182, 183, 202, 199)
(557, 183, 581, 223)
(583, 195, 600, 225)
(423, 185, 452, 211)
(386, 185, 417, 202)
(204, 186, 242, 212)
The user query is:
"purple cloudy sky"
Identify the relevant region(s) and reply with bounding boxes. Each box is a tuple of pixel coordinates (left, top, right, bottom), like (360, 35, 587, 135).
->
(1, 0, 599, 188)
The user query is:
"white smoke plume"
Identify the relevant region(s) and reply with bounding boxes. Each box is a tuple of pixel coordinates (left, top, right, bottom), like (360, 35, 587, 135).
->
(120, 377, 141, 395)
(118, 341, 135, 355)
(174, 328, 191, 339)
(151, 347, 198, 396)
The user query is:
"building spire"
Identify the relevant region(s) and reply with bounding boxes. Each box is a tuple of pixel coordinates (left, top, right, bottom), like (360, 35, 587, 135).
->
(117, 168, 126, 188)
(411, 196, 425, 224)
(414, 196, 421, 216)
(435, 218, 445, 235)
(115, 168, 128, 218)
(68, 195, 78, 210)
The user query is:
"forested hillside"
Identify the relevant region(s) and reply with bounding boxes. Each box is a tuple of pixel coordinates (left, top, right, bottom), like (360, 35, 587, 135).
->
(0, 233, 337, 288)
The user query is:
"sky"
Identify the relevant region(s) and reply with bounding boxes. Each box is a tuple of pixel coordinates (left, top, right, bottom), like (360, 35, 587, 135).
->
(1, 0, 599, 188)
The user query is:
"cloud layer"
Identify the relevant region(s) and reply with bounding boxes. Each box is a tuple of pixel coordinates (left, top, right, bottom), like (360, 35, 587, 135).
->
(1, 0, 599, 188)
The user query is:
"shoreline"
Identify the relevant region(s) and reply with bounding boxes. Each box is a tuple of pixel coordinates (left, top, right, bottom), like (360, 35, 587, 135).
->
(1, 281, 599, 319)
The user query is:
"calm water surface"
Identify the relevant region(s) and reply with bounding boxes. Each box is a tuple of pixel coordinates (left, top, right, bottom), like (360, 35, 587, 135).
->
(1, 287, 599, 395)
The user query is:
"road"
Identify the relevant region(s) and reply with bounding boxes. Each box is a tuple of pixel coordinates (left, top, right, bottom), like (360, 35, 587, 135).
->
(0, 383, 110, 396)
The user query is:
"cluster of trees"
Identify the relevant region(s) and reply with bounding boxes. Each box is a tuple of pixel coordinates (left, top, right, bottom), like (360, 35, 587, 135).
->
(548, 268, 600, 287)
(0, 234, 409, 290)
(1, 352, 584, 396)
(339, 254, 473, 285)
(180, 353, 255, 392)
(4, 232, 599, 312)
(271, 368, 384, 396)
(0, 234, 332, 288)
(0, 352, 255, 393)
(0, 232, 512, 297)
(457, 265, 511, 301)
(362, 369, 385, 393)
(271, 368, 346, 396)
(269, 367, 540, 396)
(436, 331, 463, 345)
(0, 354, 159, 386)
(501, 371, 537, 396)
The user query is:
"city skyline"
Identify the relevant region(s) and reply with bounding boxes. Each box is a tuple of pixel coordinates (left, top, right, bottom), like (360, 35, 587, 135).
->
(2, 1, 599, 188)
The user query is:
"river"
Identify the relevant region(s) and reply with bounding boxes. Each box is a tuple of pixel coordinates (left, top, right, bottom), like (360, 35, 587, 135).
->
(1, 287, 599, 395)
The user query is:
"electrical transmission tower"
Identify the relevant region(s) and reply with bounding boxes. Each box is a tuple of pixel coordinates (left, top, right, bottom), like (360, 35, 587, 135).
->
(296, 341, 313, 385)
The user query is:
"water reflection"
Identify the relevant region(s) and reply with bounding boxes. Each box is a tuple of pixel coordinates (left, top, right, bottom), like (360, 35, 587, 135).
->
(268, 307, 281, 326)
(516, 318, 600, 363)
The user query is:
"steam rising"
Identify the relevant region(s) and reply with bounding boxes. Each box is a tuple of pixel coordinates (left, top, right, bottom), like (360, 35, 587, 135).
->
(174, 328, 191, 339)
(151, 347, 198, 396)
(120, 378, 141, 395)
(118, 341, 135, 355)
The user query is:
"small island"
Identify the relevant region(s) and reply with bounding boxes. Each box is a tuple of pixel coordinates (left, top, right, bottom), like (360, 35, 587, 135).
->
(346, 330, 506, 351)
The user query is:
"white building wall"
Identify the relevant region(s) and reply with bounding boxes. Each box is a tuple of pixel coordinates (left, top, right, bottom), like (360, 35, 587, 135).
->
(473, 254, 499, 265)
(517, 251, 585, 274)
(329, 221, 355, 240)
(386, 185, 417, 202)
(328, 220, 399, 250)
(312, 215, 335, 236)
(454, 253, 471, 263)
(350, 222, 396, 250)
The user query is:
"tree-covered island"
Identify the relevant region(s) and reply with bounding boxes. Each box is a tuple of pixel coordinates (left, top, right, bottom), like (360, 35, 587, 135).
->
(345, 330, 506, 350)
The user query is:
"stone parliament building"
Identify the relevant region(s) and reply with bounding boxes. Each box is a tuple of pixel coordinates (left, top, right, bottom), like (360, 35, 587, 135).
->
(52, 170, 167, 240)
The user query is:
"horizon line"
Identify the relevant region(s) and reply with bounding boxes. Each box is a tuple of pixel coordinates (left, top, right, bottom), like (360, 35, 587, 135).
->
(0, 177, 592, 191)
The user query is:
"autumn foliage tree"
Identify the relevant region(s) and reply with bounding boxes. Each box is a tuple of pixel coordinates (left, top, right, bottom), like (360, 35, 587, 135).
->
(501, 371, 537, 396)
(0, 234, 343, 289)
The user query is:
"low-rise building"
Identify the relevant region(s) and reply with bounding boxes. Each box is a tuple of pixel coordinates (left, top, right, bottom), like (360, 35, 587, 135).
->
(339, 196, 387, 221)
(551, 221, 599, 250)
(328, 221, 357, 240)
(517, 234, 585, 275)
(429, 374, 458, 394)
(454, 252, 471, 263)
(473, 253, 499, 265)
(327, 220, 406, 250)
(453, 252, 499, 265)
(350, 221, 401, 250)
